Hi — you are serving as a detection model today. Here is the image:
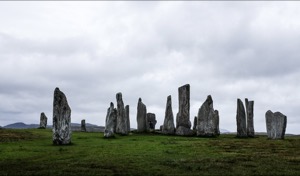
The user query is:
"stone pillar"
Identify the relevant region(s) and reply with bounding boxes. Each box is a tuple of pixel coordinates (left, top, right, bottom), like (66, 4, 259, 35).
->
(40, 112, 47, 129)
(125, 105, 130, 132)
(245, 99, 255, 137)
(162, 95, 175, 135)
(52, 87, 72, 145)
(236, 98, 247, 137)
(266, 110, 287, 139)
(176, 84, 193, 136)
(116, 93, 128, 135)
(104, 102, 117, 138)
(196, 95, 220, 137)
(193, 116, 197, 131)
(137, 98, 147, 132)
(81, 119, 86, 132)
(147, 113, 157, 131)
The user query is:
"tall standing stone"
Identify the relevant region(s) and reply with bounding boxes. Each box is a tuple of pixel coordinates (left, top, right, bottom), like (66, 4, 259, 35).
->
(245, 99, 255, 137)
(196, 95, 220, 137)
(116, 93, 128, 135)
(146, 113, 157, 130)
(137, 98, 147, 132)
(104, 102, 117, 138)
(176, 84, 193, 136)
(125, 105, 130, 132)
(162, 95, 175, 135)
(265, 110, 287, 139)
(193, 116, 197, 131)
(40, 112, 47, 129)
(52, 88, 72, 145)
(236, 98, 247, 137)
(81, 119, 86, 132)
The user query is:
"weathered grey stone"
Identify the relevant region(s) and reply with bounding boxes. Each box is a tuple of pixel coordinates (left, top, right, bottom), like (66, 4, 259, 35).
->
(196, 95, 220, 137)
(40, 112, 47, 129)
(162, 95, 175, 135)
(137, 98, 147, 132)
(147, 113, 157, 130)
(81, 119, 86, 132)
(104, 102, 117, 138)
(116, 93, 128, 135)
(176, 84, 193, 136)
(52, 87, 72, 145)
(236, 98, 247, 137)
(245, 99, 255, 137)
(125, 105, 130, 132)
(266, 110, 287, 139)
(193, 116, 197, 131)
(176, 126, 195, 136)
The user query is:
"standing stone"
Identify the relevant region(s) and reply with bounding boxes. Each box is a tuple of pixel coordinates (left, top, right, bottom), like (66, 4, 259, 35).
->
(245, 99, 255, 137)
(104, 102, 117, 138)
(147, 113, 157, 131)
(196, 95, 220, 137)
(176, 84, 193, 136)
(236, 98, 247, 137)
(125, 105, 130, 132)
(265, 110, 287, 139)
(116, 93, 128, 135)
(52, 88, 72, 145)
(193, 116, 197, 131)
(40, 112, 47, 129)
(81, 119, 86, 132)
(162, 95, 175, 135)
(137, 98, 147, 132)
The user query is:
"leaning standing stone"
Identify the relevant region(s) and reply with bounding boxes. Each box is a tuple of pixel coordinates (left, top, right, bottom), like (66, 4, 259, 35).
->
(52, 88, 72, 145)
(236, 98, 247, 137)
(176, 84, 193, 136)
(162, 95, 175, 135)
(104, 102, 117, 138)
(265, 110, 287, 139)
(245, 99, 255, 137)
(116, 93, 128, 135)
(137, 98, 147, 132)
(81, 119, 86, 132)
(40, 112, 47, 129)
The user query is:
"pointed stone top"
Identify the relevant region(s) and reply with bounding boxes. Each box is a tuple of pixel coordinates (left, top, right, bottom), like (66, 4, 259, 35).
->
(41, 112, 45, 115)
(55, 87, 60, 91)
(110, 102, 114, 108)
(167, 95, 171, 99)
(139, 98, 142, 102)
(206, 95, 213, 104)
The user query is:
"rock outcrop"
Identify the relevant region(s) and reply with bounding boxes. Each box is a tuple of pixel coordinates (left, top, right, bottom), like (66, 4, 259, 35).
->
(176, 84, 193, 136)
(125, 105, 130, 132)
(236, 98, 247, 137)
(162, 95, 175, 135)
(52, 88, 72, 145)
(116, 93, 128, 135)
(104, 102, 117, 138)
(40, 112, 47, 129)
(81, 119, 86, 132)
(245, 99, 255, 137)
(197, 95, 220, 137)
(265, 110, 287, 139)
(147, 113, 157, 130)
(137, 98, 147, 132)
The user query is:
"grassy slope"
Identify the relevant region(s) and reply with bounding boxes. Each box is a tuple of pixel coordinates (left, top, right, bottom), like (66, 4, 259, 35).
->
(0, 129, 299, 176)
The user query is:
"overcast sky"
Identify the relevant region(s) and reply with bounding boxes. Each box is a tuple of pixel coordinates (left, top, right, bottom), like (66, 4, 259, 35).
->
(0, 2, 299, 134)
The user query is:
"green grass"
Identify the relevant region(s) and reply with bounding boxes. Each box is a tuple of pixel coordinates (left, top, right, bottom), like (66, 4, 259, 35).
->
(0, 129, 299, 176)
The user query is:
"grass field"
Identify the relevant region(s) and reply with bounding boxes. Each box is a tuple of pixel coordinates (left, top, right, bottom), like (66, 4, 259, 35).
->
(0, 129, 299, 176)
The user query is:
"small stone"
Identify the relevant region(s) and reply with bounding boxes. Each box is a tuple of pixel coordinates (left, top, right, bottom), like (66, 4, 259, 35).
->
(104, 102, 117, 138)
(147, 113, 157, 131)
(52, 87, 72, 145)
(81, 119, 86, 132)
(265, 110, 287, 139)
(40, 112, 47, 129)
(162, 95, 175, 135)
(236, 98, 247, 137)
(137, 98, 147, 132)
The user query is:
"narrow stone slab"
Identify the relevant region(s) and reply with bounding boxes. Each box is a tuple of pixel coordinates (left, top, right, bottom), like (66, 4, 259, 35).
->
(104, 102, 117, 138)
(245, 99, 255, 137)
(147, 113, 157, 130)
(125, 105, 130, 132)
(40, 112, 47, 129)
(137, 98, 147, 132)
(81, 119, 86, 132)
(266, 110, 287, 139)
(196, 95, 220, 137)
(162, 95, 175, 135)
(176, 84, 193, 136)
(53, 87, 72, 145)
(236, 98, 247, 137)
(193, 116, 197, 131)
(116, 93, 128, 135)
